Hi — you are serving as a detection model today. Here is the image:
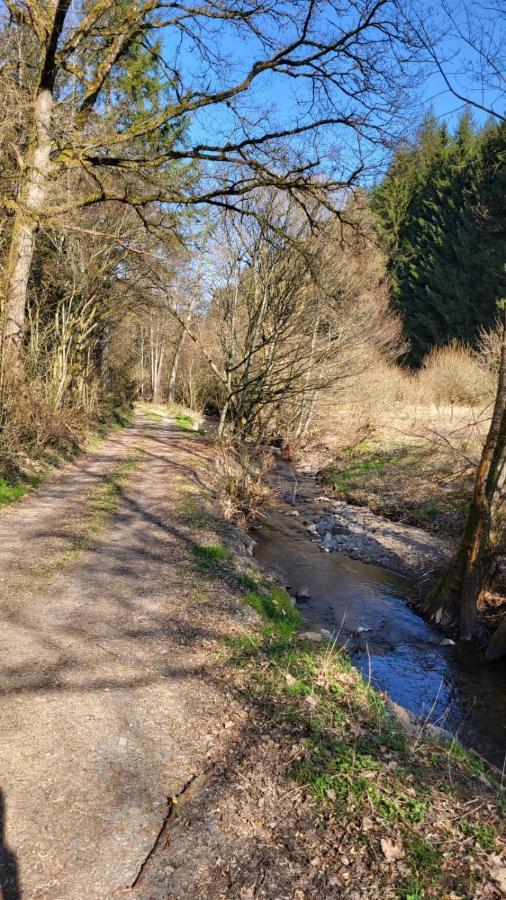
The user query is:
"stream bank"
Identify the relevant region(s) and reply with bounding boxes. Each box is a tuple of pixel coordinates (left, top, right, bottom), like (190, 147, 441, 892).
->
(251, 465, 506, 769)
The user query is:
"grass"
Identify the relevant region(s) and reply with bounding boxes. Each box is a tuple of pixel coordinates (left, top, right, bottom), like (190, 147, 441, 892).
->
(35, 451, 141, 580)
(0, 407, 133, 504)
(321, 438, 473, 541)
(175, 412, 198, 433)
(0, 473, 40, 505)
(219, 562, 504, 899)
(88, 407, 133, 444)
(325, 450, 389, 492)
(137, 405, 164, 423)
(459, 821, 498, 850)
(178, 493, 223, 532)
(192, 541, 231, 576)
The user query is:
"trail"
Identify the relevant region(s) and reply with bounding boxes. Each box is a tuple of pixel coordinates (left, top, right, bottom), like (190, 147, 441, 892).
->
(0, 410, 241, 899)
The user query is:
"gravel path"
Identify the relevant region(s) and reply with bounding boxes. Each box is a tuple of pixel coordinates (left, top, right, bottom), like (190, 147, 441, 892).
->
(0, 411, 245, 899)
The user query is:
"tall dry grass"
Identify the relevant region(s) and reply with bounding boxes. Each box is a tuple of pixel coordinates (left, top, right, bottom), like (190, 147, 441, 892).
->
(416, 341, 495, 408)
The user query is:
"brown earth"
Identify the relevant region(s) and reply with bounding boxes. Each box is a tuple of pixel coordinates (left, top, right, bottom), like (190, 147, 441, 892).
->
(1, 409, 504, 900)
(0, 410, 252, 899)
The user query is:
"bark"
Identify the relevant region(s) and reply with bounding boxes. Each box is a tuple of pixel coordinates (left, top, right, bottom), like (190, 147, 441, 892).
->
(168, 297, 195, 402)
(100, 325, 110, 392)
(3, 1, 71, 358)
(149, 322, 166, 403)
(167, 328, 183, 402)
(3, 91, 53, 353)
(426, 306, 506, 639)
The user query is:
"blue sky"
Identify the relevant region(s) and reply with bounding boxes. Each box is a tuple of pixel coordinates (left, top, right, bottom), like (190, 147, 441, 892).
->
(159, 1, 504, 188)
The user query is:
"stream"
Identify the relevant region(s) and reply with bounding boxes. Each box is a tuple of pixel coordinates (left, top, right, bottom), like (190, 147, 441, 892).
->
(252, 467, 506, 769)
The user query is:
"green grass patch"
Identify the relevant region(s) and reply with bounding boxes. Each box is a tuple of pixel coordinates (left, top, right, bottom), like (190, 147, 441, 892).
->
(138, 406, 164, 422)
(400, 835, 444, 899)
(325, 451, 389, 492)
(175, 412, 199, 433)
(192, 542, 230, 575)
(0, 473, 41, 505)
(459, 820, 497, 850)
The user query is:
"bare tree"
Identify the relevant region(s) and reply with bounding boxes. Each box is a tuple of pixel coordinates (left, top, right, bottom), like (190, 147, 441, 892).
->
(197, 195, 404, 441)
(0, 0, 425, 358)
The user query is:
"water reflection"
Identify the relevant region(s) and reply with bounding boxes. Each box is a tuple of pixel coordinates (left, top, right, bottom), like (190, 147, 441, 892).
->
(253, 478, 506, 768)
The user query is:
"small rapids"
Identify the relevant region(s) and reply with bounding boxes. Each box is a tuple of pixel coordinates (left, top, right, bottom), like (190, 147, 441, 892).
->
(252, 468, 506, 769)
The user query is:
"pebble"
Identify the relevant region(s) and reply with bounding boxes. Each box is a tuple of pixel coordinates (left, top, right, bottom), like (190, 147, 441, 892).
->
(297, 631, 322, 643)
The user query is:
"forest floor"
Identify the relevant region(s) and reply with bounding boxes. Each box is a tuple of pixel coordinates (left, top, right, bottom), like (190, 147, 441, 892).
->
(0, 407, 505, 900)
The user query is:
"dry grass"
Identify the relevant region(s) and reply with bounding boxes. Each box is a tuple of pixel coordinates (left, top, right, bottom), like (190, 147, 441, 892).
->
(216, 443, 273, 526)
(416, 341, 495, 408)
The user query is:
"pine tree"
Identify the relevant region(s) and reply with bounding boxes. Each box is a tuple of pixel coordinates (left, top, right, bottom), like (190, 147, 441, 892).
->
(373, 111, 506, 364)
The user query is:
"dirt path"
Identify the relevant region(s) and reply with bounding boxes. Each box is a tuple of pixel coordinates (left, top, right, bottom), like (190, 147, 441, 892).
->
(0, 410, 247, 899)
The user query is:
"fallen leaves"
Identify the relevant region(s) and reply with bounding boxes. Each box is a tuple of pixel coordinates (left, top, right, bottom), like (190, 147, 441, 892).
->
(380, 836, 405, 862)
(488, 854, 506, 893)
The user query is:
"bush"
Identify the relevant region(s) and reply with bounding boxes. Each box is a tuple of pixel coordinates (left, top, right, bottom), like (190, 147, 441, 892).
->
(217, 444, 273, 525)
(477, 321, 503, 375)
(417, 341, 495, 408)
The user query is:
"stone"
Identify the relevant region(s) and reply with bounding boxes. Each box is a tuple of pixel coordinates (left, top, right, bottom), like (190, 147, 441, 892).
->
(296, 586, 311, 600)
(288, 596, 297, 608)
(306, 523, 318, 535)
(321, 628, 333, 639)
(440, 638, 456, 646)
(297, 631, 322, 643)
(286, 510, 299, 517)
(322, 532, 333, 549)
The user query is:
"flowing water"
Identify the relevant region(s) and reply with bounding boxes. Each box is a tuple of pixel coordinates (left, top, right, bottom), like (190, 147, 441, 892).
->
(252, 468, 506, 769)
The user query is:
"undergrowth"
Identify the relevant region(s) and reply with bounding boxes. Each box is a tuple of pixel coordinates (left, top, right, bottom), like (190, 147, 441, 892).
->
(322, 440, 473, 540)
(0, 406, 133, 505)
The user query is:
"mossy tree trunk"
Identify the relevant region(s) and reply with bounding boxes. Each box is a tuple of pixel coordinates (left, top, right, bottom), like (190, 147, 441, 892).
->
(2, 1, 71, 360)
(426, 303, 506, 640)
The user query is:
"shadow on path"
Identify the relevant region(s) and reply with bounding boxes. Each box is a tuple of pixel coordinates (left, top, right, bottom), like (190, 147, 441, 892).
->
(0, 792, 21, 900)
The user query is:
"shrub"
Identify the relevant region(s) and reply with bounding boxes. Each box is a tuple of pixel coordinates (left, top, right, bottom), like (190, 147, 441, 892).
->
(417, 341, 494, 407)
(217, 444, 273, 525)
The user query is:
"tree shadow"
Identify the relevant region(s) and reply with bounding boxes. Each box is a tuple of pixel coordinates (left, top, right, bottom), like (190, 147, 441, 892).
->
(0, 792, 21, 900)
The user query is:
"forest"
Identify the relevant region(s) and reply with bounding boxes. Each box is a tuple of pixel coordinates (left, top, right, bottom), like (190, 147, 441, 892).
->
(0, 3, 505, 898)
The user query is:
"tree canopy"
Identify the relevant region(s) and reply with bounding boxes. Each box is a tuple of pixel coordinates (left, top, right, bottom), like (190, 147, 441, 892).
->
(373, 110, 506, 365)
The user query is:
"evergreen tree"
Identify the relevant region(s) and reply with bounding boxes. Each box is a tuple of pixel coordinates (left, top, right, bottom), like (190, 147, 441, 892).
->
(373, 111, 506, 364)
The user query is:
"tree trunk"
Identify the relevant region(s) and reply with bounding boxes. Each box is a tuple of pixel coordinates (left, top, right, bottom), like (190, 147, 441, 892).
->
(3, 90, 54, 355)
(485, 616, 506, 661)
(167, 327, 184, 403)
(2, 1, 71, 358)
(100, 324, 110, 392)
(426, 305, 506, 639)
